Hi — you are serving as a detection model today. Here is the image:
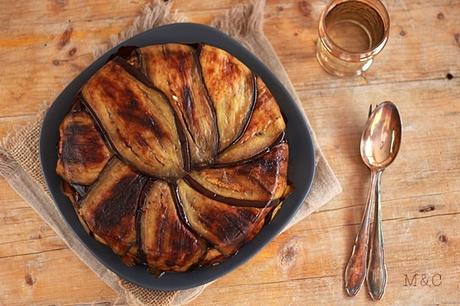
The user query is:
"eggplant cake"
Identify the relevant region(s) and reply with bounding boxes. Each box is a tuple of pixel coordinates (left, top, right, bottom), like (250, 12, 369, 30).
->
(56, 43, 291, 274)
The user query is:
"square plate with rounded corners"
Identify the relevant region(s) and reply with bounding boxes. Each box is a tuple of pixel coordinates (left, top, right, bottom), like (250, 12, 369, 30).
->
(40, 23, 315, 291)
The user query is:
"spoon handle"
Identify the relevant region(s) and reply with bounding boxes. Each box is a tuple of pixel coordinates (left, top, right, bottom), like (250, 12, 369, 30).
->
(367, 171, 387, 300)
(344, 171, 377, 296)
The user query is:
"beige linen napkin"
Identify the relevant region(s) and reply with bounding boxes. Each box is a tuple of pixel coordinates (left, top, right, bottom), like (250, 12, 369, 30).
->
(0, 0, 341, 305)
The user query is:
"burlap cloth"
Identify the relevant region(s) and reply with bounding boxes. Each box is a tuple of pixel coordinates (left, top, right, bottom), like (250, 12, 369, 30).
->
(0, 0, 342, 305)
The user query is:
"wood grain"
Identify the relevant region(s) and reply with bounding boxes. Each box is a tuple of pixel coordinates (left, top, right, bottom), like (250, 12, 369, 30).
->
(0, 0, 459, 305)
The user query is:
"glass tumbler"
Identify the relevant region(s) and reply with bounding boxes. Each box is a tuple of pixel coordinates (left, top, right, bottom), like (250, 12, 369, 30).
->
(316, 0, 390, 77)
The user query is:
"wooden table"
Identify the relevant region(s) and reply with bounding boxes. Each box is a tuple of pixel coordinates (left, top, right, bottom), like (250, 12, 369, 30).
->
(1, 0, 459, 305)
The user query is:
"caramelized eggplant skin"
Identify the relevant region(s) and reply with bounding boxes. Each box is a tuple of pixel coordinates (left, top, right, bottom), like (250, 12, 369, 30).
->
(79, 158, 146, 256)
(56, 111, 111, 185)
(82, 59, 184, 180)
(58, 43, 292, 273)
(140, 44, 218, 167)
(177, 180, 269, 256)
(188, 143, 288, 205)
(139, 180, 206, 272)
(217, 77, 286, 164)
(199, 45, 255, 151)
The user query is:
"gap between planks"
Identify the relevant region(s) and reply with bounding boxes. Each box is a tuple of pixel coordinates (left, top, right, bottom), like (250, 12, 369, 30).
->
(0, 203, 458, 260)
(316, 189, 460, 215)
(0, 246, 67, 260)
(295, 210, 460, 233)
(0, 75, 458, 122)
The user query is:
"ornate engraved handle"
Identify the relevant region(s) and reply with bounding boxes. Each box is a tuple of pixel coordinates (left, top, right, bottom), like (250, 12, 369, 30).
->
(367, 171, 387, 300)
(344, 171, 377, 296)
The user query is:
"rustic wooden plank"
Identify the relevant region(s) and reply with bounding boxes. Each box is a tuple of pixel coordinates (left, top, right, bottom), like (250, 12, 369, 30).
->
(1, 0, 459, 305)
(0, 248, 117, 305)
(0, 115, 34, 138)
(200, 193, 460, 287)
(191, 250, 458, 306)
(304, 78, 460, 211)
(0, 116, 67, 258)
(0, 198, 66, 259)
(183, 0, 460, 89)
(0, 0, 146, 28)
(0, 189, 458, 305)
(0, 74, 459, 304)
(189, 213, 460, 305)
(1, 0, 459, 119)
(265, 0, 460, 87)
(1, 77, 458, 257)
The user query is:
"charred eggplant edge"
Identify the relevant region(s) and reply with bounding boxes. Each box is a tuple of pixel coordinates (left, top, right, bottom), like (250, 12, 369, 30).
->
(136, 179, 208, 273)
(81, 56, 190, 180)
(197, 44, 257, 154)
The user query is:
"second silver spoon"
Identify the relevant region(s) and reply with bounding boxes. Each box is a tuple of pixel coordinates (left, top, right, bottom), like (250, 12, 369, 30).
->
(344, 101, 402, 300)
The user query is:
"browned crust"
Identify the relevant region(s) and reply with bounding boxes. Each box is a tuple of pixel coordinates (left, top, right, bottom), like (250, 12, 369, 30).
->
(58, 43, 291, 273)
(216, 76, 286, 165)
(176, 180, 271, 256)
(137, 179, 207, 272)
(78, 158, 147, 257)
(219, 72, 257, 152)
(112, 56, 192, 172)
(183, 175, 280, 209)
(81, 58, 185, 180)
(185, 143, 289, 209)
(198, 44, 257, 152)
(211, 132, 286, 169)
(56, 110, 112, 185)
(139, 44, 218, 168)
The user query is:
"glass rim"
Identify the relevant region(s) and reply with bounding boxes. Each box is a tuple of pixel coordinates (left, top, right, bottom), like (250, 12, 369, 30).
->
(318, 0, 390, 62)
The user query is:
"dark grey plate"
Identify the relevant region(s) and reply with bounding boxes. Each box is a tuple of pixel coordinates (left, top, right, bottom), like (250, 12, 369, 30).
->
(40, 23, 315, 291)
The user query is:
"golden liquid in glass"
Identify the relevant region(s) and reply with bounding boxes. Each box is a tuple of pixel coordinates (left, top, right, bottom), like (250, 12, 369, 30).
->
(325, 1, 385, 53)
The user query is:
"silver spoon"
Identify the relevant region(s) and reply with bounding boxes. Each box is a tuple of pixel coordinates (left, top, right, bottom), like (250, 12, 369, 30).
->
(344, 101, 402, 300)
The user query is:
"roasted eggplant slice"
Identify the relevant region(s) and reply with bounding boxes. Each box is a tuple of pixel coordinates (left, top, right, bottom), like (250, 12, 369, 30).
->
(199, 45, 255, 151)
(177, 180, 269, 256)
(57, 43, 290, 273)
(187, 143, 288, 207)
(56, 111, 111, 185)
(216, 77, 286, 164)
(139, 179, 206, 272)
(82, 59, 184, 179)
(79, 158, 146, 257)
(140, 44, 218, 167)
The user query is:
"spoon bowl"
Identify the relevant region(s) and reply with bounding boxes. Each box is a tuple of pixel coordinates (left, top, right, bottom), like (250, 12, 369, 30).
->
(360, 101, 402, 170)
